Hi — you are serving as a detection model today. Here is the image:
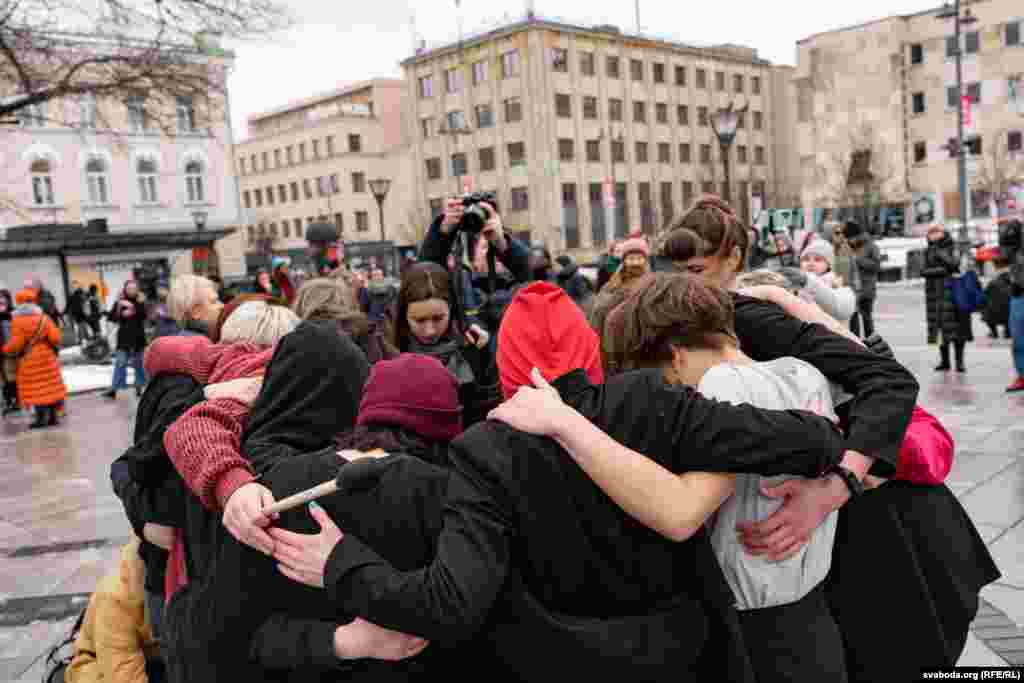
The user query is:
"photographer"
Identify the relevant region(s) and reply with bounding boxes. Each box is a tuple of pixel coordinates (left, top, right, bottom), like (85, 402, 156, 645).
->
(419, 196, 531, 333)
(103, 280, 148, 399)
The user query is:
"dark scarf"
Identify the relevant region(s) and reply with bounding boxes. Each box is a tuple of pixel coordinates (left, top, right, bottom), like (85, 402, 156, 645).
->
(241, 320, 370, 476)
(408, 336, 477, 386)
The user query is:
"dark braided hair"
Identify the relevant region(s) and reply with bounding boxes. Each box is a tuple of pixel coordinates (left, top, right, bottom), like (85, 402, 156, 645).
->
(660, 194, 749, 265)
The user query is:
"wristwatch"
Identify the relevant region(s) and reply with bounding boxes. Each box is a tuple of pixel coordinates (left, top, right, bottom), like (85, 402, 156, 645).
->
(824, 464, 865, 498)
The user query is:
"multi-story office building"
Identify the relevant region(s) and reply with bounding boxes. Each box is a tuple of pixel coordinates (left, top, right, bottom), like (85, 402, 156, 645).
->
(234, 79, 418, 270)
(403, 15, 792, 260)
(794, 0, 1024, 237)
(0, 38, 244, 304)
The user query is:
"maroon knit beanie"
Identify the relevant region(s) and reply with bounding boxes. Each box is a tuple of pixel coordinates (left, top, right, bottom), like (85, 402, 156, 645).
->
(357, 353, 463, 441)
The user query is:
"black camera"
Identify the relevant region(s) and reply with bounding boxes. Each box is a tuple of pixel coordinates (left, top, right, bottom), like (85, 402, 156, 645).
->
(459, 192, 499, 234)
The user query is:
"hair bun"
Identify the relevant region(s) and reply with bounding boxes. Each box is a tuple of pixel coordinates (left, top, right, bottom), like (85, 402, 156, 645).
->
(693, 194, 737, 218)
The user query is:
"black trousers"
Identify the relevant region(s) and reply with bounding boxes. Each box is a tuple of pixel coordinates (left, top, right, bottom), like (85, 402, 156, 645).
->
(737, 584, 848, 683)
(850, 296, 875, 338)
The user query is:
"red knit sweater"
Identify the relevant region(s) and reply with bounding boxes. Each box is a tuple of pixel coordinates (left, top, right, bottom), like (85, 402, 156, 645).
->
(145, 335, 275, 602)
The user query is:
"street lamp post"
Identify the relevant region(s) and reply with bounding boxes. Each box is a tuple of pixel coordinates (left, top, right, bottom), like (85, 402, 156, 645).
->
(712, 102, 748, 205)
(368, 178, 392, 242)
(937, 1, 976, 255)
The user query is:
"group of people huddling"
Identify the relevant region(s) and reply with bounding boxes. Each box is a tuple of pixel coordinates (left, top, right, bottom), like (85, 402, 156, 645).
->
(57, 194, 1000, 683)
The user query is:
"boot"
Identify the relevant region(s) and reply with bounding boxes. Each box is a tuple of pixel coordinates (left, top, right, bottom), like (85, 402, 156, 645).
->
(29, 406, 48, 429)
(103, 389, 117, 399)
(954, 342, 966, 373)
(47, 405, 59, 427)
(934, 344, 951, 371)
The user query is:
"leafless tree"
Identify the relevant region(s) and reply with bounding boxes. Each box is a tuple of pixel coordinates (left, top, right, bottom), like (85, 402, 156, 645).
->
(0, 0, 291, 132)
(971, 128, 1024, 212)
(813, 122, 901, 228)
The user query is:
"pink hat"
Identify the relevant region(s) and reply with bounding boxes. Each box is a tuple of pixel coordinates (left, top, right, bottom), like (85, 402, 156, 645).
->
(618, 231, 650, 258)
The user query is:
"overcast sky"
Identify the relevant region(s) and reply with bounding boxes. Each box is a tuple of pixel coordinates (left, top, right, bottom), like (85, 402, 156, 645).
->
(226, 0, 937, 141)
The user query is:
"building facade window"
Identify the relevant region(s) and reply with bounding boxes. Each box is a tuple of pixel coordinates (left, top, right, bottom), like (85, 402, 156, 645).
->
(679, 143, 691, 163)
(612, 139, 625, 163)
(586, 139, 601, 162)
(912, 92, 926, 114)
(630, 59, 644, 81)
(85, 157, 111, 204)
(185, 160, 205, 203)
(419, 75, 434, 98)
(914, 141, 927, 163)
(696, 68, 707, 89)
(286, 146, 294, 165)
(752, 75, 761, 94)
(656, 103, 668, 124)
(965, 31, 980, 54)
(583, 96, 598, 120)
(562, 183, 579, 249)
(451, 153, 468, 176)
(910, 43, 924, 65)
(356, 211, 369, 232)
(702, 181, 714, 194)
(502, 50, 520, 78)
(267, 185, 276, 205)
(1009, 130, 1023, 153)
(274, 149, 281, 167)
(472, 60, 488, 85)
(510, 186, 529, 211)
(302, 179, 312, 199)
(700, 144, 712, 164)
(476, 104, 494, 128)
(1007, 21, 1021, 47)
(30, 159, 55, 205)
(298, 143, 306, 162)
(658, 142, 671, 164)
(312, 140, 321, 159)
(682, 181, 694, 207)
(551, 48, 568, 72)
(755, 146, 766, 165)
(352, 172, 366, 193)
(677, 104, 689, 125)
(504, 97, 522, 123)
(558, 138, 575, 162)
(653, 62, 665, 83)
(446, 67, 463, 93)
(737, 145, 748, 163)
(715, 71, 725, 91)
(635, 141, 649, 163)
(675, 65, 687, 86)
(555, 93, 572, 118)
(446, 110, 467, 131)
(126, 96, 147, 132)
(243, 190, 251, 208)
(290, 182, 299, 201)
(79, 95, 98, 129)
(478, 147, 496, 171)
(176, 96, 196, 132)
(254, 188, 263, 206)
(609, 98, 623, 122)
(660, 181, 674, 224)
(698, 106, 708, 126)
(733, 74, 744, 93)
(426, 157, 442, 179)
(753, 111, 763, 130)
(137, 159, 158, 204)
(607, 56, 620, 78)
(633, 101, 647, 123)
(421, 117, 434, 138)
(507, 142, 526, 167)
(346, 134, 360, 152)
(278, 184, 287, 203)
(326, 136, 335, 156)
(580, 52, 595, 76)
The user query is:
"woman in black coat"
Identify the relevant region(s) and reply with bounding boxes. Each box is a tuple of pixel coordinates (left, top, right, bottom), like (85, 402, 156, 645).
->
(923, 224, 972, 372)
(104, 280, 149, 398)
(389, 263, 500, 428)
(0, 289, 17, 414)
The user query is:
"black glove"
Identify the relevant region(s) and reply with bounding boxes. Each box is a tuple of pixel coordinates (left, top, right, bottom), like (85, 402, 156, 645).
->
(864, 333, 895, 359)
(777, 267, 808, 291)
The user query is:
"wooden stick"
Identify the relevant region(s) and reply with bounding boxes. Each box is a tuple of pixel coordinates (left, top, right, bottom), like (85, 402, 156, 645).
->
(263, 480, 338, 516)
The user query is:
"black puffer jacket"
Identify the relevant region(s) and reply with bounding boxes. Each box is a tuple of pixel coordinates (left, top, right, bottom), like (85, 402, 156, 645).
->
(108, 294, 149, 352)
(922, 235, 972, 344)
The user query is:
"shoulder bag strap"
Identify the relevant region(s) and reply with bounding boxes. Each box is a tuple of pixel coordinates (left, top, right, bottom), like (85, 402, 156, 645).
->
(14, 317, 47, 360)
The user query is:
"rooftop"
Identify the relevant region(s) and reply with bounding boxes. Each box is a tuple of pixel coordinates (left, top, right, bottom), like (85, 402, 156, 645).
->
(794, 3, 974, 45)
(247, 78, 404, 124)
(403, 12, 769, 67)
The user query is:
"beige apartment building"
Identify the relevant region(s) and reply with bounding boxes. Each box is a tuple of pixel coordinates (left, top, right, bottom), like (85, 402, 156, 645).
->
(402, 16, 794, 261)
(794, 0, 1024, 237)
(234, 79, 419, 270)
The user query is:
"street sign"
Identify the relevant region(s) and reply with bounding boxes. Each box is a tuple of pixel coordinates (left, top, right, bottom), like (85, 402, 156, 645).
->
(603, 180, 616, 209)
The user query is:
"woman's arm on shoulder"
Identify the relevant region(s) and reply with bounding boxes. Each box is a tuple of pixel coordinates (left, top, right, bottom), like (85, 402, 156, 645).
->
(143, 335, 218, 382)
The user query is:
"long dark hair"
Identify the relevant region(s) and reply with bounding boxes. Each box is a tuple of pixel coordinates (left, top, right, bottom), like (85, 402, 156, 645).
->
(335, 424, 450, 468)
(391, 262, 463, 351)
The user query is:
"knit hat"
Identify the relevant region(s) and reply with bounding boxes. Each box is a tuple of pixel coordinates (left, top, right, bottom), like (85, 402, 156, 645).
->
(801, 240, 835, 269)
(357, 353, 463, 441)
(211, 293, 278, 342)
(497, 281, 604, 399)
(618, 231, 650, 258)
(14, 288, 37, 305)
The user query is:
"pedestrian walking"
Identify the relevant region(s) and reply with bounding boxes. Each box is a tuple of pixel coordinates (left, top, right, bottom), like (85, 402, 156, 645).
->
(104, 280, 149, 399)
(2, 289, 66, 429)
(923, 224, 972, 373)
(998, 218, 1024, 392)
(842, 221, 882, 338)
(983, 256, 1013, 339)
(0, 289, 20, 415)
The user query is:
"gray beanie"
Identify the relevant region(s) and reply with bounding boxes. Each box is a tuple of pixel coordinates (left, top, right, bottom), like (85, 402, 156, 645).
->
(801, 240, 835, 269)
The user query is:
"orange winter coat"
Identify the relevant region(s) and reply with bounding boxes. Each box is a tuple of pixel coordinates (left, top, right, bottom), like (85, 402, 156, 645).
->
(2, 305, 66, 406)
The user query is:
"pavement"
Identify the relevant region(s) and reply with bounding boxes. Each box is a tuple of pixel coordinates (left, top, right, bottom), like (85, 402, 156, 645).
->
(1, 281, 1024, 679)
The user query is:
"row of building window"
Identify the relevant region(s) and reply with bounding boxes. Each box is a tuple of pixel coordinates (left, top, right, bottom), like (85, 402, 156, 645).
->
(912, 130, 1023, 164)
(242, 172, 366, 208)
(422, 97, 764, 136)
(424, 139, 767, 179)
(910, 77, 1021, 115)
(419, 50, 763, 97)
(16, 95, 201, 134)
(246, 212, 369, 244)
(26, 157, 207, 207)
(907, 20, 1022, 65)
(238, 134, 363, 176)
